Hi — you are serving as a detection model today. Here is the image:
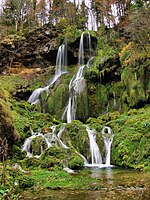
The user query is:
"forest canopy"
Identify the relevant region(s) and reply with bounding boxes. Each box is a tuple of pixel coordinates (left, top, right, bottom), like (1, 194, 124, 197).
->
(0, 0, 149, 35)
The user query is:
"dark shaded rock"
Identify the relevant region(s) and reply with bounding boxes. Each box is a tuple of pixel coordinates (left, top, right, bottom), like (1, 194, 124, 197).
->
(0, 25, 59, 73)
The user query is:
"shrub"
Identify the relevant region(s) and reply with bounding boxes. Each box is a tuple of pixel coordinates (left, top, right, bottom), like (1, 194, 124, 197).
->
(18, 176, 35, 188)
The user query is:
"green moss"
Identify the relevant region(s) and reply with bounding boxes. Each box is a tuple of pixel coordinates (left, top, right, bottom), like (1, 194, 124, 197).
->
(88, 83, 108, 117)
(110, 106, 150, 169)
(76, 81, 88, 121)
(0, 98, 18, 149)
(65, 121, 89, 159)
(46, 96, 55, 115)
(18, 176, 35, 188)
(22, 157, 41, 168)
(54, 84, 68, 118)
(68, 156, 84, 170)
(12, 145, 27, 160)
(30, 136, 47, 155)
(85, 66, 99, 81)
(40, 156, 63, 169)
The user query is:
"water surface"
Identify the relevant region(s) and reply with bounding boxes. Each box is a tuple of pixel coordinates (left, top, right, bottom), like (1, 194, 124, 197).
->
(22, 167, 150, 200)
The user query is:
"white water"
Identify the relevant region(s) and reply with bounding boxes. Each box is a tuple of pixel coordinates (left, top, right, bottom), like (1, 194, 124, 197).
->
(22, 128, 57, 157)
(102, 126, 114, 166)
(86, 126, 102, 165)
(78, 32, 85, 66)
(66, 65, 85, 123)
(63, 32, 92, 123)
(57, 124, 69, 149)
(28, 44, 67, 105)
(87, 56, 95, 68)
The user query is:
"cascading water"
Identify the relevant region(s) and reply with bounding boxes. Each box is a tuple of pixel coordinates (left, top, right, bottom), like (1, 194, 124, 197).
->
(86, 126, 102, 165)
(57, 124, 69, 149)
(66, 65, 85, 123)
(28, 44, 67, 105)
(87, 56, 95, 68)
(22, 127, 57, 157)
(22, 33, 114, 169)
(102, 126, 114, 166)
(78, 32, 85, 66)
(62, 32, 92, 123)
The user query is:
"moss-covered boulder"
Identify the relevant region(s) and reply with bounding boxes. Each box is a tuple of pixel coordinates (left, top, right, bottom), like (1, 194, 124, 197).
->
(108, 106, 150, 170)
(68, 156, 84, 170)
(0, 99, 18, 151)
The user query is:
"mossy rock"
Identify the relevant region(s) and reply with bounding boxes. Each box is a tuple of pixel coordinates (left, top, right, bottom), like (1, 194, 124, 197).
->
(108, 111, 120, 120)
(30, 136, 47, 155)
(22, 157, 41, 168)
(65, 121, 89, 158)
(76, 82, 89, 122)
(110, 106, 150, 169)
(40, 156, 63, 169)
(46, 83, 68, 118)
(40, 146, 69, 160)
(87, 83, 108, 117)
(0, 99, 18, 151)
(12, 145, 27, 160)
(68, 156, 84, 170)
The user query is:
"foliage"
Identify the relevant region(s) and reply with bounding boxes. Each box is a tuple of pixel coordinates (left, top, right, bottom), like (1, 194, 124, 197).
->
(18, 175, 35, 188)
(107, 106, 150, 170)
(40, 156, 62, 169)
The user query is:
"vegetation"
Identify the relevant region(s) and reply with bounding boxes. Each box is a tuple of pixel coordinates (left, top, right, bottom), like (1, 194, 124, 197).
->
(0, 0, 150, 198)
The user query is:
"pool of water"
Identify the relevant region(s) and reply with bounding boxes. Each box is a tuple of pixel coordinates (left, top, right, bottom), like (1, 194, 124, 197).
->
(22, 167, 150, 200)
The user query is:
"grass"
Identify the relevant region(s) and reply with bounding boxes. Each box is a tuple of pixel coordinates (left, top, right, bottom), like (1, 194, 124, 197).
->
(30, 168, 94, 190)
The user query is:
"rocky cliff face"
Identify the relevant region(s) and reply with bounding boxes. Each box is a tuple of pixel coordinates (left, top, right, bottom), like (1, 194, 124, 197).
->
(0, 25, 59, 74)
(0, 25, 97, 75)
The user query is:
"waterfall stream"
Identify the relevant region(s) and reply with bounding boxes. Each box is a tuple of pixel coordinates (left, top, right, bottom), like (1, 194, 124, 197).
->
(28, 44, 67, 105)
(62, 32, 92, 123)
(102, 126, 114, 166)
(86, 126, 102, 165)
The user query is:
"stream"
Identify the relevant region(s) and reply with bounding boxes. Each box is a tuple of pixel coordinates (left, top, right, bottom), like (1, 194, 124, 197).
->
(21, 167, 150, 200)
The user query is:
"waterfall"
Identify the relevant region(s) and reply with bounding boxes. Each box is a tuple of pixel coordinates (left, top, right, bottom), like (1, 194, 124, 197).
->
(28, 44, 68, 105)
(22, 127, 57, 157)
(57, 124, 69, 149)
(87, 56, 95, 68)
(78, 32, 85, 66)
(66, 65, 85, 123)
(55, 44, 67, 76)
(63, 32, 92, 123)
(86, 126, 102, 165)
(102, 126, 114, 166)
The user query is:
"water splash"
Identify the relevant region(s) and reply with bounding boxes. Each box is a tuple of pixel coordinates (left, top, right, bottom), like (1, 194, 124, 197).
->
(28, 44, 68, 105)
(102, 126, 114, 166)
